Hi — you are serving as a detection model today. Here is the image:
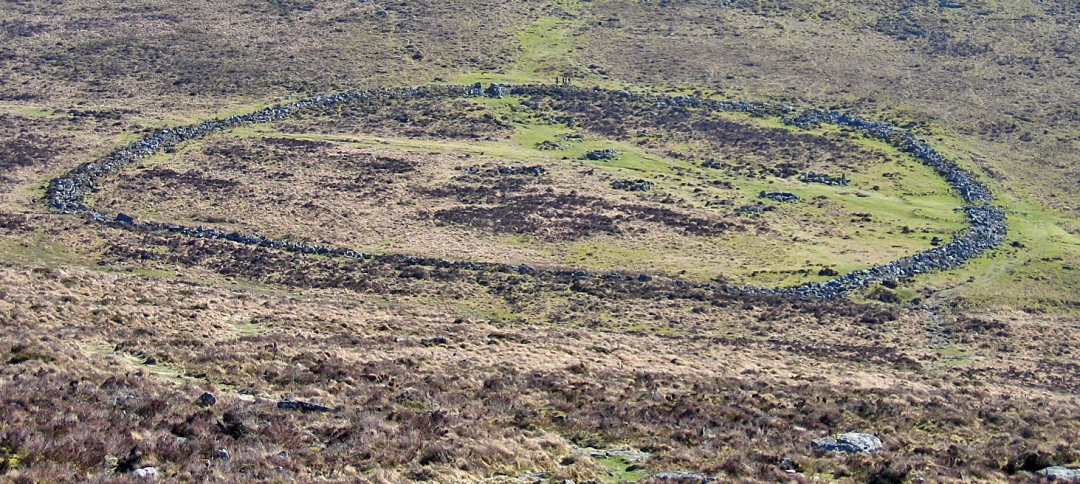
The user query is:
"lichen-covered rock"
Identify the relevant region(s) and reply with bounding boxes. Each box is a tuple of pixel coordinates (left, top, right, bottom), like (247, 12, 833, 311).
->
(1038, 466, 1080, 481)
(811, 432, 883, 454)
(132, 467, 159, 479)
(585, 149, 619, 160)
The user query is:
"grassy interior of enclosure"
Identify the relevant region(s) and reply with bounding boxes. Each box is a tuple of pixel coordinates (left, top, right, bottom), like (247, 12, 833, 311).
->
(87, 94, 971, 287)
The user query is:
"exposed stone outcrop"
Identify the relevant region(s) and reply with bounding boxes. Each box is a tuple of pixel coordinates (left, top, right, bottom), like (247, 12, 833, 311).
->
(812, 432, 884, 454)
(1038, 467, 1080, 481)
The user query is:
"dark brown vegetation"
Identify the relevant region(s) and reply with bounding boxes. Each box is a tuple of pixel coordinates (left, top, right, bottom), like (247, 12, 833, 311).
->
(284, 97, 515, 141)
(531, 91, 895, 177)
(426, 186, 738, 240)
(0, 0, 531, 105)
(97, 125, 762, 260)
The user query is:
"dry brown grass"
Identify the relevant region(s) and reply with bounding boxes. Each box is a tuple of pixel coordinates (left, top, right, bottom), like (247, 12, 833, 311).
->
(1, 248, 1079, 482)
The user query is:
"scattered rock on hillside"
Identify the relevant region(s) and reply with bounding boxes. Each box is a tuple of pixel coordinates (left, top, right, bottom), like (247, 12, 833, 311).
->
(277, 400, 334, 412)
(654, 470, 716, 482)
(800, 172, 849, 186)
(1038, 466, 1080, 480)
(611, 179, 653, 192)
(811, 432, 883, 453)
(574, 448, 651, 462)
(758, 191, 803, 203)
(585, 149, 619, 160)
(606, 449, 651, 462)
(198, 392, 217, 407)
(132, 467, 159, 479)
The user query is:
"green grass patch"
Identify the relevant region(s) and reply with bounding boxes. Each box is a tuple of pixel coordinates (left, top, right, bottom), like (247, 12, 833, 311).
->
(595, 455, 649, 483)
(924, 346, 975, 371)
(0, 234, 86, 268)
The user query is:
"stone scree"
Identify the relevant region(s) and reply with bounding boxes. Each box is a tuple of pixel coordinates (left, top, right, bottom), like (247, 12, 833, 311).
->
(611, 179, 654, 192)
(45, 84, 1006, 300)
(799, 172, 849, 186)
(758, 191, 803, 203)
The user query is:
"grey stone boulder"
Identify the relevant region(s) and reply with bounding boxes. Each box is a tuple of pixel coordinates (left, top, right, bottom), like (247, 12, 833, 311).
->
(198, 392, 217, 407)
(654, 471, 717, 482)
(132, 466, 159, 479)
(811, 432, 883, 454)
(585, 149, 619, 161)
(1038, 467, 1080, 481)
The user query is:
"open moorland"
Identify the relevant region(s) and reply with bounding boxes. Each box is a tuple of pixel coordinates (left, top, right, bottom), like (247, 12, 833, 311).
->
(1, 0, 1080, 483)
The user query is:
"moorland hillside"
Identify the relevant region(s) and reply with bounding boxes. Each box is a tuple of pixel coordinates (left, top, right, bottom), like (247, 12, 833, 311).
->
(0, 1, 1079, 483)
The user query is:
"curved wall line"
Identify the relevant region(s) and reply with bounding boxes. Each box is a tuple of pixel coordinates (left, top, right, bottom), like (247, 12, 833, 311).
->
(45, 84, 1007, 299)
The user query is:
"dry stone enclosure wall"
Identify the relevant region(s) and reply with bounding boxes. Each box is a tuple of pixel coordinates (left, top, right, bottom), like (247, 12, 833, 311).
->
(46, 84, 1007, 299)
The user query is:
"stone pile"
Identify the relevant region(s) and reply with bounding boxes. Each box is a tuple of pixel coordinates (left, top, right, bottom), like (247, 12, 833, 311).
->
(277, 400, 334, 412)
(1037, 466, 1080, 480)
(463, 165, 546, 176)
(811, 433, 883, 454)
(585, 149, 619, 160)
(611, 179, 653, 192)
(45, 83, 1006, 301)
(735, 204, 774, 215)
(799, 172, 849, 186)
(759, 191, 803, 203)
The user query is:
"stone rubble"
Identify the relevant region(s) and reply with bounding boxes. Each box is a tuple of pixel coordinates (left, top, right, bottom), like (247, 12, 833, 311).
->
(610, 179, 653, 192)
(584, 149, 619, 160)
(758, 191, 803, 203)
(276, 400, 334, 413)
(799, 172, 849, 186)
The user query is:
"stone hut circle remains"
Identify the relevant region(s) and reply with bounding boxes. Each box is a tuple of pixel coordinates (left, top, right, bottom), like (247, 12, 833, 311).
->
(45, 83, 1007, 300)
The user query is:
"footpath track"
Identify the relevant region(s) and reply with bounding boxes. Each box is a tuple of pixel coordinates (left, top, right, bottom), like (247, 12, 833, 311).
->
(45, 84, 1008, 299)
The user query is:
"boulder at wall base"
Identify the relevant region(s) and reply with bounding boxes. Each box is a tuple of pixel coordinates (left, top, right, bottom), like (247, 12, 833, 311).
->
(654, 471, 716, 482)
(1038, 467, 1080, 481)
(811, 432, 883, 453)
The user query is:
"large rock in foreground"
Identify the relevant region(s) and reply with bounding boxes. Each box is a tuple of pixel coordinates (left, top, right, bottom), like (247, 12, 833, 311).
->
(811, 433, 883, 454)
(1038, 466, 1080, 481)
